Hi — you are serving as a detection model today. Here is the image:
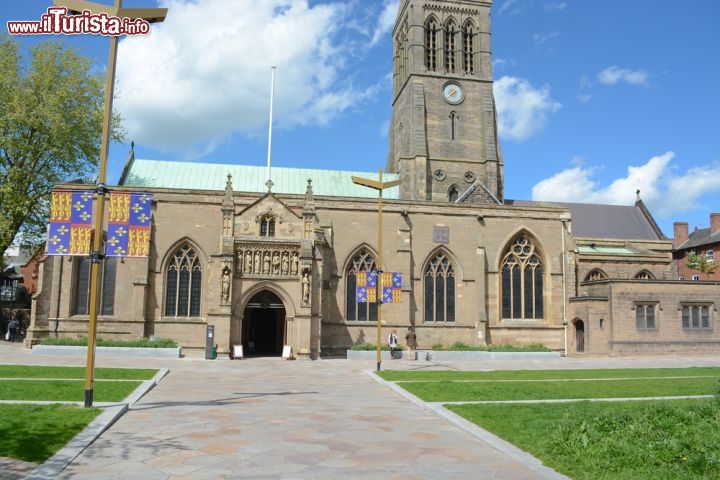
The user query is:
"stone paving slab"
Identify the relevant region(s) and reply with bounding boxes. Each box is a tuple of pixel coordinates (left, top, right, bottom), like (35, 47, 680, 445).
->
(2, 341, 720, 479)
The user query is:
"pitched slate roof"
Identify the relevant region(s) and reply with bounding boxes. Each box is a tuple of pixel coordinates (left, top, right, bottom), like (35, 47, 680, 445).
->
(119, 159, 400, 199)
(677, 227, 720, 250)
(506, 200, 664, 241)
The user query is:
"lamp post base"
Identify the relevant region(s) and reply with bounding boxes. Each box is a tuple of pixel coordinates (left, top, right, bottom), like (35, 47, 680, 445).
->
(84, 389, 93, 408)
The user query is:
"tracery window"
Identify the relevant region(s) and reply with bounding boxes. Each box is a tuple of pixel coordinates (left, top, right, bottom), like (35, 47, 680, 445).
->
(425, 17, 438, 71)
(682, 304, 710, 329)
(260, 215, 275, 237)
(345, 248, 378, 322)
(165, 244, 202, 317)
(424, 251, 455, 322)
(462, 21, 475, 74)
(444, 20, 457, 73)
(584, 269, 607, 282)
(634, 270, 654, 280)
(501, 235, 544, 320)
(73, 257, 117, 316)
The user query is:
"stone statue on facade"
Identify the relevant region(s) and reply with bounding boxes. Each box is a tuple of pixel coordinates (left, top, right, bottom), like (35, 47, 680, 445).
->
(254, 250, 261, 274)
(302, 270, 310, 304)
(263, 252, 271, 274)
(291, 252, 299, 276)
(281, 252, 289, 275)
(272, 252, 280, 275)
(245, 251, 253, 274)
(221, 268, 231, 302)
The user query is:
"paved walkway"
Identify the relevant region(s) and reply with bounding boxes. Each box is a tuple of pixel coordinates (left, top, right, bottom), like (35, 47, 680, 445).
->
(2, 342, 720, 479)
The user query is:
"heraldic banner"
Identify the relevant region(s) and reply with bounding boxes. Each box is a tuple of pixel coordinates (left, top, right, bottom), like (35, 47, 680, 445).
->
(46, 190, 94, 255)
(380, 272, 402, 304)
(356, 271, 377, 303)
(106, 192, 152, 257)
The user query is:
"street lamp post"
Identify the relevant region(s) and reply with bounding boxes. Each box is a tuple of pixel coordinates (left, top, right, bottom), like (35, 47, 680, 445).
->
(54, 0, 168, 408)
(351, 169, 400, 372)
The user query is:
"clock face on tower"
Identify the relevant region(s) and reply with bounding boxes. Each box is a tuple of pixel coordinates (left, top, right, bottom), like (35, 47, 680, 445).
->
(442, 81, 464, 105)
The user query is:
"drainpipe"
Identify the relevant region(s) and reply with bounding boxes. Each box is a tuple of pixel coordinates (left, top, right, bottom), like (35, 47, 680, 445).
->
(561, 220, 568, 357)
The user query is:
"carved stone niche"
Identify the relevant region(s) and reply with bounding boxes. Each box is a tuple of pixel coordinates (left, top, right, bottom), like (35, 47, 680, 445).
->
(236, 242, 300, 277)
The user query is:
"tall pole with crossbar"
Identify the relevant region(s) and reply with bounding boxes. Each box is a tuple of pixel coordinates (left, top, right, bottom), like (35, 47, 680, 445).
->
(54, 0, 168, 407)
(352, 169, 400, 371)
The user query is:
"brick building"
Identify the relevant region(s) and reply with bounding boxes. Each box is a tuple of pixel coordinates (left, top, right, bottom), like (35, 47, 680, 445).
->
(26, 0, 720, 356)
(673, 213, 720, 281)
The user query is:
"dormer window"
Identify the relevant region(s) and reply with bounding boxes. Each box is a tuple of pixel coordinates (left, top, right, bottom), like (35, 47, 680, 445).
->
(260, 215, 275, 237)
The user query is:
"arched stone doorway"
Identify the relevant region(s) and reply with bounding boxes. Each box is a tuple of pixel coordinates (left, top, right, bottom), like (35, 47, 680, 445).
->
(243, 290, 286, 356)
(574, 320, 585, 353)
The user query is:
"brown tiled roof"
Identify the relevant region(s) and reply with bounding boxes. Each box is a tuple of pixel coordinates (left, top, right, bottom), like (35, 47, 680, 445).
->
(677, 227, 720, 250)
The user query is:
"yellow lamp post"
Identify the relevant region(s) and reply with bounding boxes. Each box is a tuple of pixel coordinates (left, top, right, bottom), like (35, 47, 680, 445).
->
(54, 0, 168, 407)
(351, 169, 400, 371)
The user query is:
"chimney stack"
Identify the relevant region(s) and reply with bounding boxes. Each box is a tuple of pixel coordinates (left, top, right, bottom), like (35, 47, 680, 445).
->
(673, 222, 689, 249)
(711, 213, 720, 236)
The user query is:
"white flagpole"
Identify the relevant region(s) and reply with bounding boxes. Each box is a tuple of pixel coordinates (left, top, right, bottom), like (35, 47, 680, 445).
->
(266, 65, 277, 189)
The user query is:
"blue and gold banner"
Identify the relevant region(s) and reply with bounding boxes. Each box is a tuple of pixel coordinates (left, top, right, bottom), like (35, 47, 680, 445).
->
(381, 272, 402, 304)
(356, 270, 377, 303)
(45, 190, 94, 255)
(106, 192, 152, 257)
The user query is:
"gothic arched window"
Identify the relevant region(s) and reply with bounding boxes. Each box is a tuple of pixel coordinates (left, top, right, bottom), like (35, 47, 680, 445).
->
(345, 248, 378, 322)
(584, 269, 608, 282)
(165, 244, 202, 317)
(634, 270, 655, 280)
(260, 215, 275, 237)
(424, 251, 455, 322)
(462, 21, 475, 74)
(501, 234, 544, 320)
(425, 17, 438, 71)
(448, 185, 460, 202)
(444, 20, 457, 73)
(73, 257, 117, 316)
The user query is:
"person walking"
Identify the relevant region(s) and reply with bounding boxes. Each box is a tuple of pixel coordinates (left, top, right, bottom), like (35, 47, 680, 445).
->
(388, 329, 399, 359)
(405, 327, 417, 360)
(8, 317, 18, 343)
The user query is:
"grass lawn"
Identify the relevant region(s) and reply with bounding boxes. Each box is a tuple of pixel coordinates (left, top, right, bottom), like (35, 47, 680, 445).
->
(0, 379, 142, 402)
(0, 365, 157, 380)
(379, 367, 720, 382)
(448, 399, 720, 480)
(0, 404, 101, 463)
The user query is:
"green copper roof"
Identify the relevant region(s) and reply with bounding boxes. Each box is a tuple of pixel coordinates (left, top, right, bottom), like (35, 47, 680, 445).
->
(121, 159, 400, 199)
(577, 245, 637, 255)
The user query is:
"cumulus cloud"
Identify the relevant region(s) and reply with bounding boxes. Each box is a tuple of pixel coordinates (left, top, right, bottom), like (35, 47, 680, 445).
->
(532, 152, 720, 216)
(493, 76, 561, 142)
(370, 1, 398, 47)
(597, 66, 649, 86)
(115, 0, 374, 152)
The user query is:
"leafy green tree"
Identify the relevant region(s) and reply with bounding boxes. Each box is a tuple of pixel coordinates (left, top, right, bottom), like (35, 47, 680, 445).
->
(685, 250, 717, 275)
(0, 38, 123, 255)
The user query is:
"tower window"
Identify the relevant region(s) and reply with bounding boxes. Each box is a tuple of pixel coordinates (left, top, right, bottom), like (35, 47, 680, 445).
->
(260, 215, 275, 237)
(425, 18, 438, 71)
(449, 111, 457, 141)
(463, 22, 474, 74)
(448, 185, 460, 202)
(444, 21, 456, 73)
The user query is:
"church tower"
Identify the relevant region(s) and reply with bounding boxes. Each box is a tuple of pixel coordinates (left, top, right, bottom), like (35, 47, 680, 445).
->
(387, 0, 503, 204)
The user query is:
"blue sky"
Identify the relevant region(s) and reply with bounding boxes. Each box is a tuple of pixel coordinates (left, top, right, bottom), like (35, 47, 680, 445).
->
(3, 0, 719, 237)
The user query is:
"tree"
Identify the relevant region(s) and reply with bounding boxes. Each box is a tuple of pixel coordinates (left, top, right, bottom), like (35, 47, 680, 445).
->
(0, 38, 123, 255)
(685, 250, 718, 275)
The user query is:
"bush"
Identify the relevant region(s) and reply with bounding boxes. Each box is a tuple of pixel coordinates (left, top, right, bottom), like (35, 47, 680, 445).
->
(430, 342, 552, 352)
(39, 337, 178, 348)
(431, 343, 444, 351)
(350, 342, 403, 351)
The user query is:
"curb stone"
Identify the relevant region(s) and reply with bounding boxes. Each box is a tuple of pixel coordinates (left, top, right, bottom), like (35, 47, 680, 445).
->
(367, 370, 569, 480)
(25, 368, 169, 480)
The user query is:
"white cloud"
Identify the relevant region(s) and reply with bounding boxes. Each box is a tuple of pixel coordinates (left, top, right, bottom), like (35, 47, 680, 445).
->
(544, 2, 567, 12)
(370, 1, 398, 47)
(532, 152, 720, 216)
(498, 0, 522, 15)
(115, 0, 372, 153)
(493, 76, 561, 142)
(577, 93, 592, 103)
(533, 31, 560, 46)
(597, 66, 649, 86)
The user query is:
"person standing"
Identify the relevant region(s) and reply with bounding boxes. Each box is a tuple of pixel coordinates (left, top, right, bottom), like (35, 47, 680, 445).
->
(8, 316, 18, 342)
(405, 327, 417, 360)
(388, 329, 399, 359)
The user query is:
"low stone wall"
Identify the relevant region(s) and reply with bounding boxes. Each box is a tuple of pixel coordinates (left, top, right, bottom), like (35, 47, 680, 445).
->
(31, 345, 181, 358)
(346, 350, 560, 361)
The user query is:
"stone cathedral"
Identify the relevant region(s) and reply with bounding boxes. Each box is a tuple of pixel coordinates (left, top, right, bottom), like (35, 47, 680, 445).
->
(28, 0, 720, 357)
